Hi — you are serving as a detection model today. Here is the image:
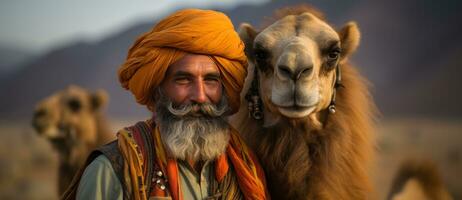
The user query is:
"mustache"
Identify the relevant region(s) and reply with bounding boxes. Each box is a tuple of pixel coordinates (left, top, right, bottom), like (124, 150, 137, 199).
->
(154, 88, 229, 118)
(165, 97, 228, 118)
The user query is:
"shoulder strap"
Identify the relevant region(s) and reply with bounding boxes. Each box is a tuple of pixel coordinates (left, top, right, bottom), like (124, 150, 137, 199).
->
(118, 120, 158, 199)
(129, 121, 156, 197)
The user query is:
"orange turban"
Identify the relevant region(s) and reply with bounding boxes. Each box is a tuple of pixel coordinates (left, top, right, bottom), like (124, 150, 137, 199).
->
(118, 9, 247, 114)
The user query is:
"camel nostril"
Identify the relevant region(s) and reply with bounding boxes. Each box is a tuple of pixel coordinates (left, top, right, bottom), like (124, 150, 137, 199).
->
(278, 65, 293, 77)
(296, 66, 313, 80)
(58, 122, 67, 131)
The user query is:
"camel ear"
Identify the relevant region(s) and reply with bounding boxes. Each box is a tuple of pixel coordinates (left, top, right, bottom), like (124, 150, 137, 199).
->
(239, 23, 258, 61)
(90, 89, 108, 111)
(338, 21, 360, 59)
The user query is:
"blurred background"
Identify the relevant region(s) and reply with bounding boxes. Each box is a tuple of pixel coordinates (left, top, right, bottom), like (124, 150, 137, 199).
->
(0, 0, 461, 199)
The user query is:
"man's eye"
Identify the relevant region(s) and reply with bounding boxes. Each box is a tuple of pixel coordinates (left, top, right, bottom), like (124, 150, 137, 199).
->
(175, 78, 190, 84)
(204, 77, 220, 81)
(204, 78, 220, 83)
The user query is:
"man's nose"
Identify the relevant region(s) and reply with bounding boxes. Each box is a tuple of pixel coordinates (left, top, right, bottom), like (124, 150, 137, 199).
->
(190, 81, 208, 104)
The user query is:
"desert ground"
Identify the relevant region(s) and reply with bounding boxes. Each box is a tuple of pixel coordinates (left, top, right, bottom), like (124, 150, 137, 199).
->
(0, 118, 460, 199)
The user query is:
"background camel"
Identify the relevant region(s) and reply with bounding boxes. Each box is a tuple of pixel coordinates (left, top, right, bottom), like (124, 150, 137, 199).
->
(388, 160, 453, 200)
(31, 85, 115, 195)
(231, 5, 376, 199)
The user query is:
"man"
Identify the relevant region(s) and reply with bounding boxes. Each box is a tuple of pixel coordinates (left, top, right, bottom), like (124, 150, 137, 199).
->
(61, 9, 267, 200)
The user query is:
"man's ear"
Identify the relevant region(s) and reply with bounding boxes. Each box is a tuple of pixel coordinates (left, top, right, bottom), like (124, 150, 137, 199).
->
(90, 89, 109, 112)
(239, 23, 258, 61)
(338, 21, 361, 60)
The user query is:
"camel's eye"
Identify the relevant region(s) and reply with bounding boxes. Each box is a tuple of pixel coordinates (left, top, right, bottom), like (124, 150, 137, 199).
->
(323, 40, 341, 65)
(255, 50, 268, 61)
(323, 44, 341, 71)
(34, 109, 47, 118)
(328, 48, 341, 60)
(67, 98, 81, 113)
(253, 46, 271, 72)
(253, 43, 269, 61)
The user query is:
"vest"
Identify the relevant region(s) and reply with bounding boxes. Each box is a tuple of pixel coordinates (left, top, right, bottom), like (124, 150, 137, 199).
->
(61, 121, 157, 200)
(61, 121, 251, 200)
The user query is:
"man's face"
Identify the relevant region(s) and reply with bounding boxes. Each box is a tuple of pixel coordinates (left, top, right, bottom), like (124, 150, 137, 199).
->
(160, 53, 223, 107)
(156, 54, 229, 161)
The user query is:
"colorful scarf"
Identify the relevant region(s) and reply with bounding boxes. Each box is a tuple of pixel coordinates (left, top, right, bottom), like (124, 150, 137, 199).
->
(117, 120, 267, 200)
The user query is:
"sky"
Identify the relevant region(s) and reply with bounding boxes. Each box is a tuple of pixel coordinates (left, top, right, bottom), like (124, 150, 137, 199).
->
(0, 0, 267, 53)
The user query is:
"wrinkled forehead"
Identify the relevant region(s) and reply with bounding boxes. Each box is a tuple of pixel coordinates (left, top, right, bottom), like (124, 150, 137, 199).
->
(255, 12, 339, 48)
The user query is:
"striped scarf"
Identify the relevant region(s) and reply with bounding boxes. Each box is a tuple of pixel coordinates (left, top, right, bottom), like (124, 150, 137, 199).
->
(117, 120, 267, 200)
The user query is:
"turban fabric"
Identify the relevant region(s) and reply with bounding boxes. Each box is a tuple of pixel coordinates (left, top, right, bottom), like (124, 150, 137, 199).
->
(118, 9, 247, 114)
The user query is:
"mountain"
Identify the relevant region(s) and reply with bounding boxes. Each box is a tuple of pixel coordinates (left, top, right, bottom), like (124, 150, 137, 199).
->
(0, 0, 461, 119)
(0, 45, 34, 71)
(0, 22, 155, 118)
(345, 0, 462, 118)
(0, 45, 35, 82)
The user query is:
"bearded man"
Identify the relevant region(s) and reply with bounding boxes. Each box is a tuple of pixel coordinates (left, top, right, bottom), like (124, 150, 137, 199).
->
(61, 9, 267, 200)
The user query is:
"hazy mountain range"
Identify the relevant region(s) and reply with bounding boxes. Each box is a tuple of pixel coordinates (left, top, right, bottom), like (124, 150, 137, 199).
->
(0, 45, 35, 77)
(1, 0, 461, 119)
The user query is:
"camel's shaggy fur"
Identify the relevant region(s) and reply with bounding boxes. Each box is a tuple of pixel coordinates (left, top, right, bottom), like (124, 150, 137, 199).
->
(230, 5, 376, 199)
(32, 85, 115, 195)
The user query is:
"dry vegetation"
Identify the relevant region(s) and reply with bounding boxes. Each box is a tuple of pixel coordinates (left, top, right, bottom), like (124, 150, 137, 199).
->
(0, 118, 460, 199)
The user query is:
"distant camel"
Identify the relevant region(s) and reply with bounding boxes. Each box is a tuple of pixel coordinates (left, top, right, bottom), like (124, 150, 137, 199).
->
(32, 85, 115, 195)
(388, 160, 453, 200)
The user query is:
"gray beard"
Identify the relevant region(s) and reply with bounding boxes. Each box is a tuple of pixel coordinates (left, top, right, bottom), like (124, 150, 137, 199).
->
(154, 94, 230, 161)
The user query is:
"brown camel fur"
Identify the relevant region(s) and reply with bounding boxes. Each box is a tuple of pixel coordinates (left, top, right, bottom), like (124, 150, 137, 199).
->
(230, 5, 376, 199)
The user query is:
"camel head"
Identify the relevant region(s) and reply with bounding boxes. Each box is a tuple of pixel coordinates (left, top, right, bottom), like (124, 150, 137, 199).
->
(32, 85, 108, 148)
(239, 8, 360, 126)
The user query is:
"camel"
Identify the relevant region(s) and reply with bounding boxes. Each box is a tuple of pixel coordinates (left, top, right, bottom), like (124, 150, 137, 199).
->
(230, 5, 376, 199)
(230, 5, 455, 200)
(388, 160, 453, 200)
(31, 85, 115, 195)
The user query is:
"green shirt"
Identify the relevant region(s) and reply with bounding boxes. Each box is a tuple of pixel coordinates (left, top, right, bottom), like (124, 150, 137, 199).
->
(76, 155, 123, 200)
(76, 155, 215, 200)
